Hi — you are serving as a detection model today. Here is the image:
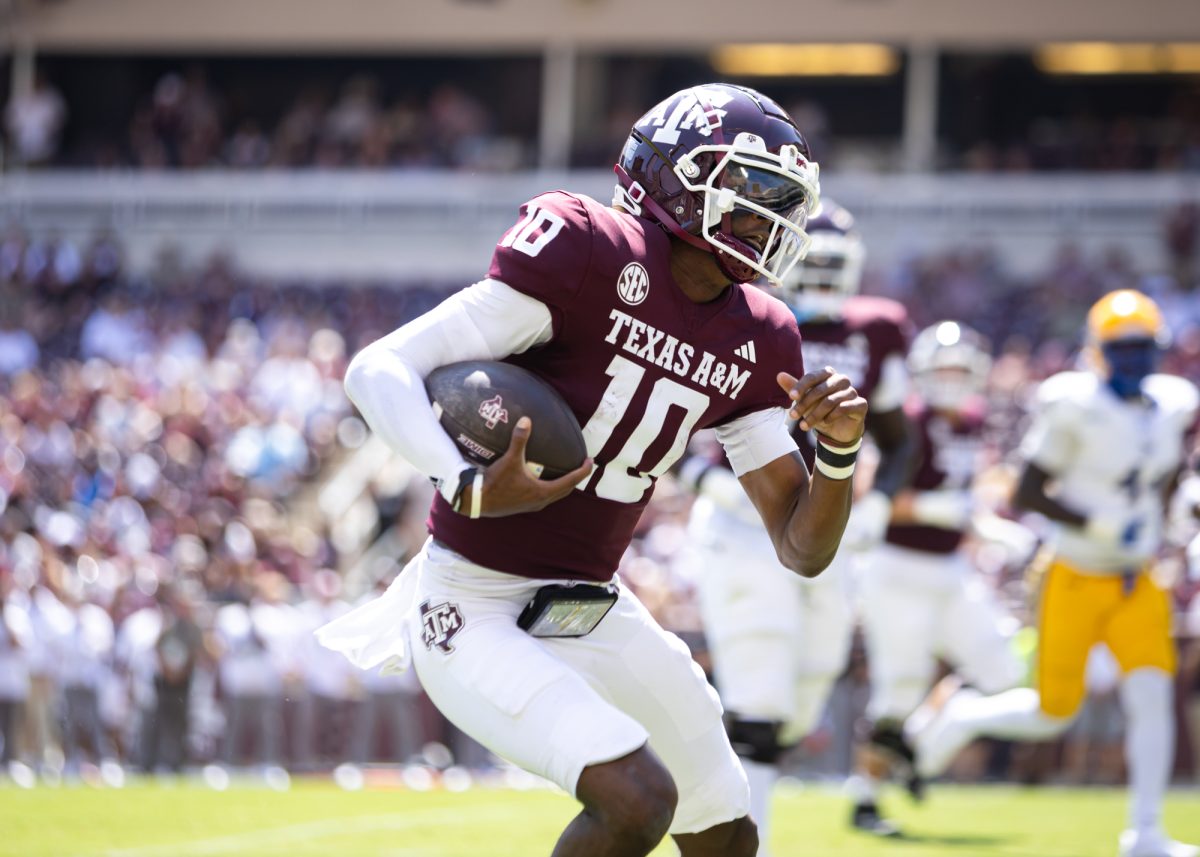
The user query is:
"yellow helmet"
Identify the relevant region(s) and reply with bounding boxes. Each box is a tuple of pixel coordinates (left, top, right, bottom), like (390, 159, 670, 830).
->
(1085, 289, 1166, 345)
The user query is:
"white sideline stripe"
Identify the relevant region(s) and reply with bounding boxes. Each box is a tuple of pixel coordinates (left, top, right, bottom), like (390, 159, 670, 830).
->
(93, 806, 520, 857)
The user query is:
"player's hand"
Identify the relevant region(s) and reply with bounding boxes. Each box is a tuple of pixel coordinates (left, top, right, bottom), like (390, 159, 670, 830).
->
(463, 416, 593, 517)
(777, 367, 867, 446)
(1084, 510, 1144, 549)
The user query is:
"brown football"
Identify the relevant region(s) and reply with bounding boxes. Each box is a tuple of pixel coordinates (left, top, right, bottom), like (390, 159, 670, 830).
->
(424, 360, 587, 479)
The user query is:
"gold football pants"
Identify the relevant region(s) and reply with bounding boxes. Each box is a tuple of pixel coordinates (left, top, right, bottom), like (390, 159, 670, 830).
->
(1035, 558, 1175, 718)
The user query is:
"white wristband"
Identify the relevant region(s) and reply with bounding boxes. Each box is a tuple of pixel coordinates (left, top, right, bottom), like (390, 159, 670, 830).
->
(469, 470, 484, 519)
(814, 436, 861, 481)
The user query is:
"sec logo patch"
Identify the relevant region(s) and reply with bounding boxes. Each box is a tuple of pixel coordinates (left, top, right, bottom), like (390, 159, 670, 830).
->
(617, 262, 649, 306)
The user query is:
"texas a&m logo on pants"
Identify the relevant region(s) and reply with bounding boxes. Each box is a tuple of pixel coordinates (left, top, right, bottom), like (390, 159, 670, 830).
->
(478, 395, 509, 430)
(420, 600, 464, 653)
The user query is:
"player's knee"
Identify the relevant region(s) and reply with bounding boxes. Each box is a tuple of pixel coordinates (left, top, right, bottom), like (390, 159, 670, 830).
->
(611, 773, 677, 848)
(725, 715, 787, 765)
(716, 815, 760, 857)
(1039, 687, 1085, 721)
(578, 749, 678, 848)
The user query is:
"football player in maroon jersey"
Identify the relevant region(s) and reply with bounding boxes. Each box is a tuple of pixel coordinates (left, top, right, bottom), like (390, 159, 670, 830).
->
(685, 200, 917, 850)
(848, 321, 1024, 835)
(317, 84, 868, 857)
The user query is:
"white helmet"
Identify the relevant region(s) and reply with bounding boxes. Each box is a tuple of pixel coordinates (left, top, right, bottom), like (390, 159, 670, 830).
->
(908, 321, 992, 411)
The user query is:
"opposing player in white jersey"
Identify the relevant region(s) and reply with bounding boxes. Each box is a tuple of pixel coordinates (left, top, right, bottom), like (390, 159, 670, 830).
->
(847, 321, 1025, 835)
(915, 291, 1199, 857)
(685, 201, 916, 853)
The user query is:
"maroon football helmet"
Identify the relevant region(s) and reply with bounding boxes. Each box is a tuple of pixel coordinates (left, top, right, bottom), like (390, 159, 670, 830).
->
(614, 83, 821, 286)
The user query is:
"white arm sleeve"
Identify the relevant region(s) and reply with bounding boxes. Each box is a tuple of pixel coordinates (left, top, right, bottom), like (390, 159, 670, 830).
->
(343, 278, 553, 501)
(870, 352, 910, 413)
(713, 407, 798, 477)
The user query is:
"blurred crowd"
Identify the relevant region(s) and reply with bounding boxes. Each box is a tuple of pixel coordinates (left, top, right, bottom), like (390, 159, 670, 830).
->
(0, 221, 1198, 790)
(953, 107, 1200, 173)
(5, 65, 1200, 173)
(4, 67, 524, 171)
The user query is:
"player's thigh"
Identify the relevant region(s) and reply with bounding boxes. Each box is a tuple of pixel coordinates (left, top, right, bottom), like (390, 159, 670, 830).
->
(697, 547, 803, 718)
(707, 631, 801, 721)
(859, 549, 941, 683)
(410, 568, 647, 796)
(696, 521, 801, 644)
(1036, 560, 1108, 718)
(941, 569, 1024, 695)
(796, 551, 856, 677)
(550, 588, 749, 836)
(1104, 572, 1176, 676)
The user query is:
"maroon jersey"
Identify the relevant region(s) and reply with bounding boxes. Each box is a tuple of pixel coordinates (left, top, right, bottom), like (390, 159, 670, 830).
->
(792, 295, 911, 464)
(885, 399, 986, 554)
(429, 192, 805, 581)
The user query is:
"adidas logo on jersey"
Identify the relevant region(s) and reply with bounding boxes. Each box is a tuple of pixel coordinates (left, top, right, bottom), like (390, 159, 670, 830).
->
(734, 341, 757, 363)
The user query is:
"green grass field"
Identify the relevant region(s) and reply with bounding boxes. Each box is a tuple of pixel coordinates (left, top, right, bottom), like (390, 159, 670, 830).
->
(1, 779, 1197, 857)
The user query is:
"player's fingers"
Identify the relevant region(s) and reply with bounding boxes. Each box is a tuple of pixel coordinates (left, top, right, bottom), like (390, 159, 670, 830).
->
(797, 387, 859, 430)
(776, 369, 829, 401)
(789, 370, 850, 417)
(795, 391, 842, 429)
(540, 458, 595, 496)
(507, 416, 532, 459)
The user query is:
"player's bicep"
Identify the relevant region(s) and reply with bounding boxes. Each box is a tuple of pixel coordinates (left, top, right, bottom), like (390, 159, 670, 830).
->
(351, 280, 552, 384)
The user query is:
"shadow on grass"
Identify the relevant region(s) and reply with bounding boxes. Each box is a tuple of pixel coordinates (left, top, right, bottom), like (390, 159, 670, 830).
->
(883, 832, 1010, 847)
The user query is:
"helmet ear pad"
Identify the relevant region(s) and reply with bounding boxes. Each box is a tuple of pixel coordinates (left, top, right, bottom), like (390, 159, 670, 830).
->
(626, 139, 712, 237)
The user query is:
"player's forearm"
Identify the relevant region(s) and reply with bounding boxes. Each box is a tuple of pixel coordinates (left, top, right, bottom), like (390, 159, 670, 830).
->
(1012, 464, 1086, 528)
(866, 408, 916, 499)
(777, 473, 854, 577)
(345, 280, 554, 500)
(344, 341, 471, 493)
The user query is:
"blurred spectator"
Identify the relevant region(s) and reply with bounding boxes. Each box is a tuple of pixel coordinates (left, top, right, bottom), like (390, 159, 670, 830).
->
(0, 576, 33, 772)
(143, 584, 204, 773)
(3, 71, 67, 167)
(1165, 202, 1199, 289)
(213, 593, 286, 770)
(0, 297, 39, 376)
(57, 585, 119, 776)
(294, 570, 355, 770)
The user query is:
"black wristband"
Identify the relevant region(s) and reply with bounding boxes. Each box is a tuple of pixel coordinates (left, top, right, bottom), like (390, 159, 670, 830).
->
(450, 466, 479, 513)
(814, 436, 861, 480)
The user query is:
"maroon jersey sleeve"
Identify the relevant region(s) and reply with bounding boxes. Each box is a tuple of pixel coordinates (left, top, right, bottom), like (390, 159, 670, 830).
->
(487, 192, 593, 329)
(844, 295, 912, 385)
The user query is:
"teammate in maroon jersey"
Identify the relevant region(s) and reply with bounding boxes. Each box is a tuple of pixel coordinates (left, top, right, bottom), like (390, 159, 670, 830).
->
(685, 200, 915, 852)
(850, 321, 1023, 835)
(317, 84, 867, 857)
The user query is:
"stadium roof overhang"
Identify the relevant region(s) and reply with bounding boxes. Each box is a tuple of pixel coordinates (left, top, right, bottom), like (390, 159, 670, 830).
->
(6, 0, 1200, 53)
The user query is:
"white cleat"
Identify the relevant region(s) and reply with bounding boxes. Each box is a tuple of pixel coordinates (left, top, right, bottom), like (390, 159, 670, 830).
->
(1119, 829, 1200, 857)
(914, 687, 980, 780)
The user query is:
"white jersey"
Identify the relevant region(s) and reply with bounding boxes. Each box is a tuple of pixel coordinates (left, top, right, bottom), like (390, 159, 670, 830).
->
(1020, 371, 1199, 573)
